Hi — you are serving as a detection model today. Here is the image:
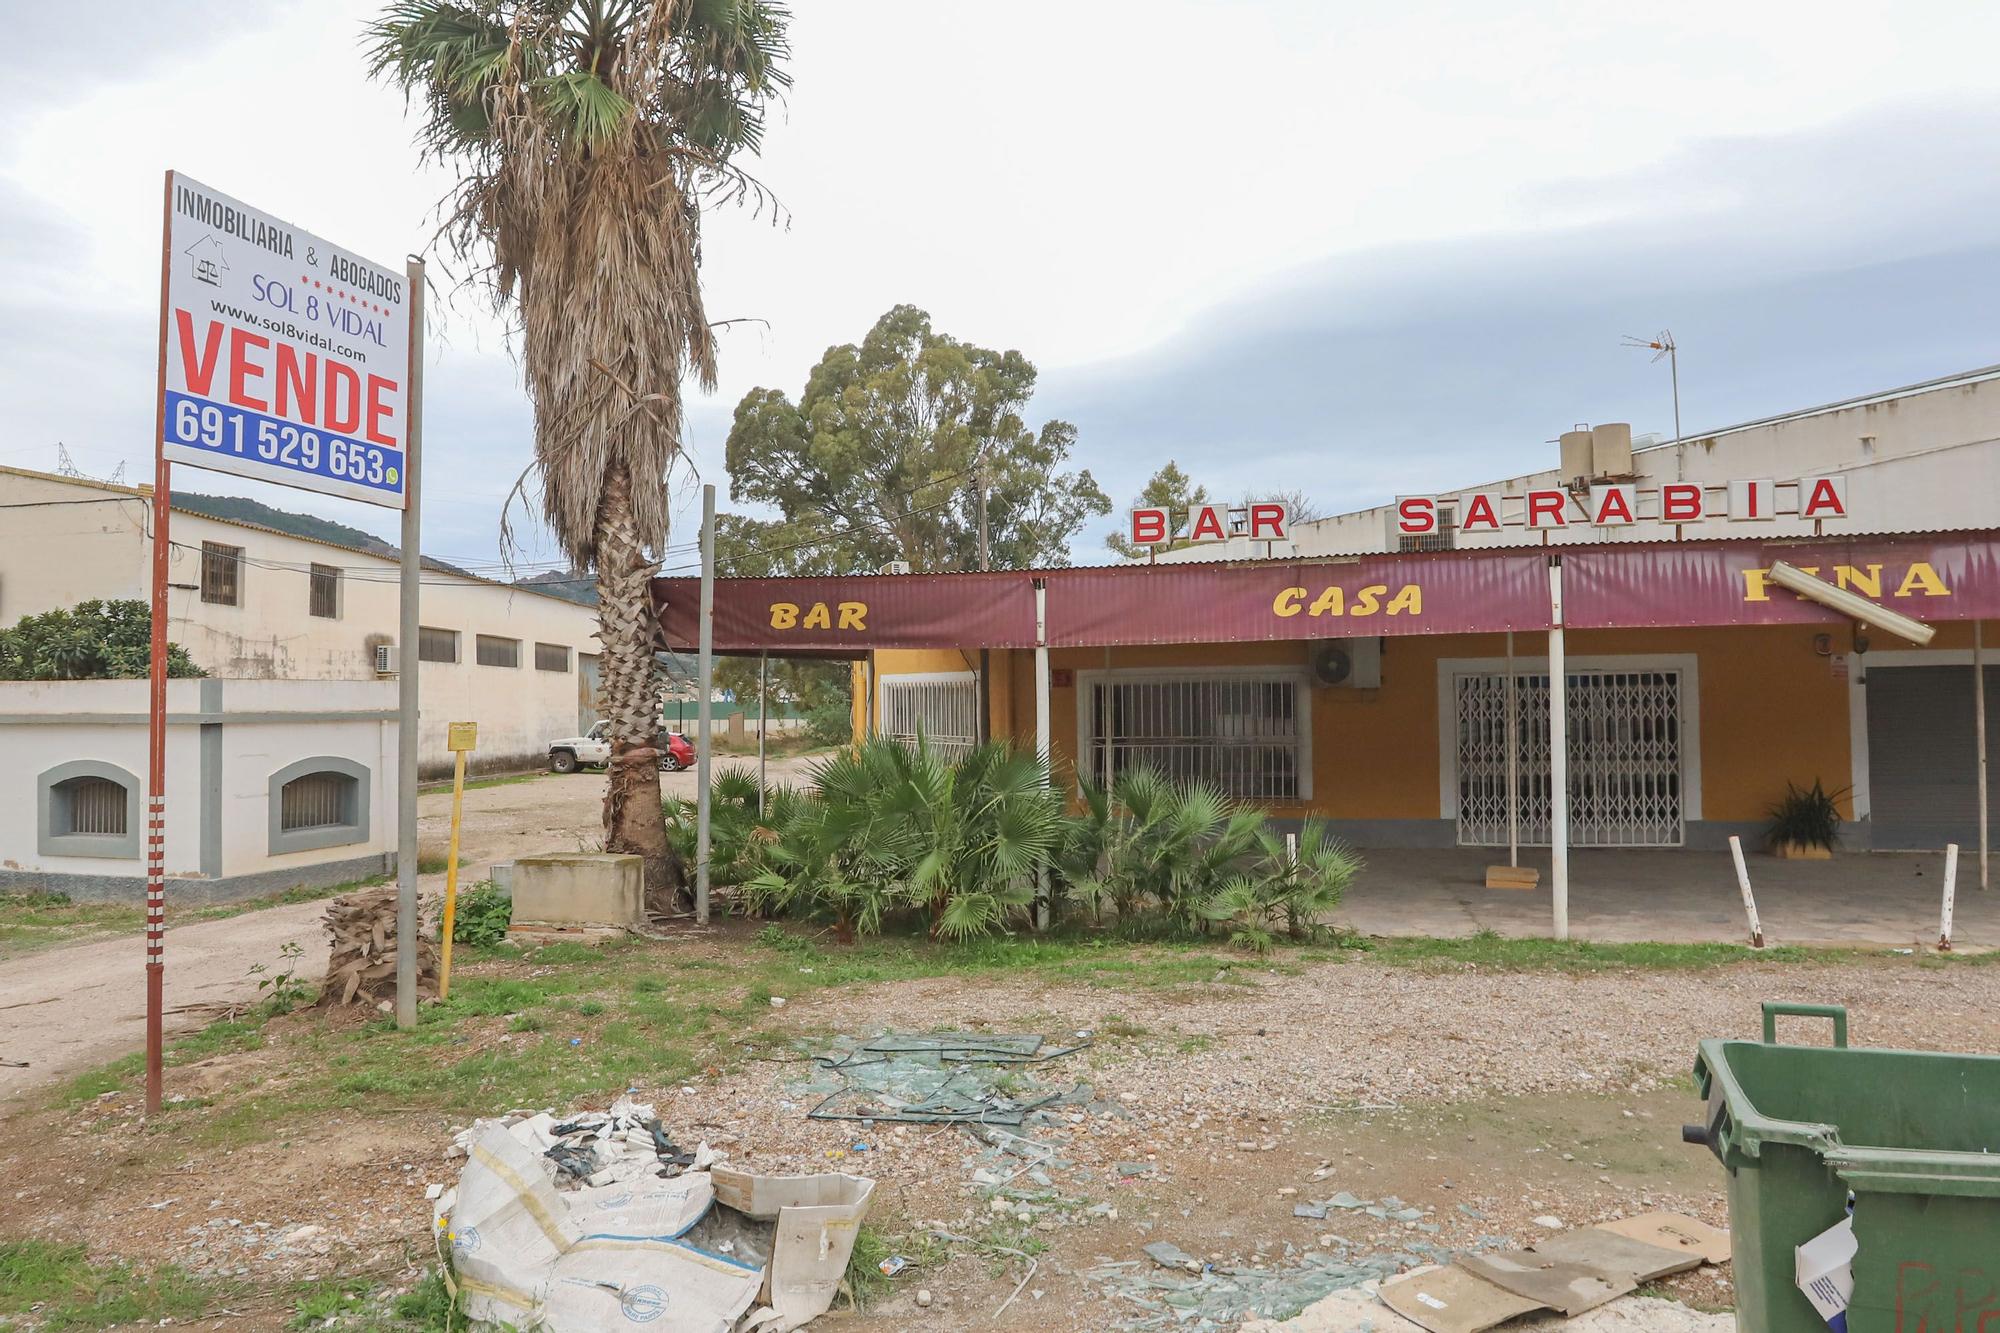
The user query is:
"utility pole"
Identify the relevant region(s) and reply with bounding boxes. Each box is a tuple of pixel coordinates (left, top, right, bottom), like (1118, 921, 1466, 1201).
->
(694, 483, 716, 926)
(394, 257, 425, 1030)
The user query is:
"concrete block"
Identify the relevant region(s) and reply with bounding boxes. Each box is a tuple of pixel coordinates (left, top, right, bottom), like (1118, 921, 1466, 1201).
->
(510, 853, 644, 929)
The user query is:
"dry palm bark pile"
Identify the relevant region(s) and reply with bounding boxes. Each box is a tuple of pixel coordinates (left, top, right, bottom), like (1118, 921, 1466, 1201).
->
(316, 885, 438, 1007)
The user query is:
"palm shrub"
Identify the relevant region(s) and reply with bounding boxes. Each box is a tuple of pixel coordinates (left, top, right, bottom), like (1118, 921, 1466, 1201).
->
(743, 743, 911, 941)
(664, 765, 786, 887)
(870, 739, 1066, 940)
(1210, 819, 1361, 951)
(1066, 768, 1268, 931)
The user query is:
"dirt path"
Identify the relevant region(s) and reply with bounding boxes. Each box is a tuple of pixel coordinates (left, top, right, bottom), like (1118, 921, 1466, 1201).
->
(0, 759, 820, 1101)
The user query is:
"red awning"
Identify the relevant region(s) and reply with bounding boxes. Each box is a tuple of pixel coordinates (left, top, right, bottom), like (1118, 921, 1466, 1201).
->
(651, 531, 2000, 654)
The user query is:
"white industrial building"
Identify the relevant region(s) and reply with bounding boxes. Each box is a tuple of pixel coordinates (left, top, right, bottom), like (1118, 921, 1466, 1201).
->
(0, 464, 601, 776)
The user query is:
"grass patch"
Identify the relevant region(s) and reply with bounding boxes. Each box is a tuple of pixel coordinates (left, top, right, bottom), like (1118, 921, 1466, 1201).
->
(0, 1240, 233, 1329)
(1370, 930, 1825, 972)
(0, 878, 385, 961)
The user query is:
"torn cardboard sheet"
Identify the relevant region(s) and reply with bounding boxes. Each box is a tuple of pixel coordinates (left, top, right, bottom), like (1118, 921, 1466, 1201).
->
(1381, 1264, 1546, 1333)
(1594, 1212, 1730, 1266)
(1529, 1229, 1699, 1284)
(441, 1100, 873, 1333)
(1456, 1252, 1635, 1319)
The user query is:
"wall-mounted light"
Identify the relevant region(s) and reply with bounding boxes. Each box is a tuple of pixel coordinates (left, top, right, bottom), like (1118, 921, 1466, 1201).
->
(1768, 561, 1935, 646)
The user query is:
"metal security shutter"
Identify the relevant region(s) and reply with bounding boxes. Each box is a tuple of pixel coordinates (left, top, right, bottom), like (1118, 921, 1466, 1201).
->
(880, 675, 980, 762)
(1866, 665, 2000, 850)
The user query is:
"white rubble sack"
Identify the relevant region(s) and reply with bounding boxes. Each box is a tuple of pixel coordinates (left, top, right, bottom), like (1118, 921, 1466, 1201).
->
(446, 1114, 873, 1332)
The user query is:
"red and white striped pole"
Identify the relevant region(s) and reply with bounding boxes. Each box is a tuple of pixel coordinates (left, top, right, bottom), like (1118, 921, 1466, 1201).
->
(144, 169, 174, 1116)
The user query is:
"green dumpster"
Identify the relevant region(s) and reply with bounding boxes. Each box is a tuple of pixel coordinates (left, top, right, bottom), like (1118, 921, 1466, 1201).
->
(1689, 1002, 2000, 1333)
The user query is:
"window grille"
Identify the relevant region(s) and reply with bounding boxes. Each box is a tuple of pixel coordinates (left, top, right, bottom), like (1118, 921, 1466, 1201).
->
(58, 777, 128, 836)
(1083, 674, 1304, 802)
(200, 542, 242, 605)
(309, 563, 339, 618)
(880, 675, 979, 762)
(1398, 506, 1456, 553)
(476, 635, 521, 668)
(1454, 668, 1683, 847)
(418, 626, 459, 663)
(535, 642, 571, 672)
(280, 772, 354, 832)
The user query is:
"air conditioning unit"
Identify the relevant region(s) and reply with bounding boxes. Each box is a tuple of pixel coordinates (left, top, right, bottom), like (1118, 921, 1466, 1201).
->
(1308, 637, 1381, 689)
(374, 644, 398, 676)
(879, 560, 913, 575)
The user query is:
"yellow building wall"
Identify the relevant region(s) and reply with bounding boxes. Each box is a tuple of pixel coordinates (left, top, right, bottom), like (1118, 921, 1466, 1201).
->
(878, 622, 1910, 825)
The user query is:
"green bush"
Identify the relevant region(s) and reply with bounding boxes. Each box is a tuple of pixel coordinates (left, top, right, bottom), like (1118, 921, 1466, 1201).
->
(452, 882, 512, 948)
(0, 599, 203, 680)
(1765, 778, 1844, 851)
(804, 703, 851, 748)
(664, 765, 792, 888)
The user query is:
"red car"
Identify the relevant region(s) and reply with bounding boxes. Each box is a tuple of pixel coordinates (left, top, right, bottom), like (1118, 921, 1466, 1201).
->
(658, 730, 696, 772)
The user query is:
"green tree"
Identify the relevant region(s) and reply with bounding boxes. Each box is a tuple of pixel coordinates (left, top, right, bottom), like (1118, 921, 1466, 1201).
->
(0, 600, 203, 681)
(725, 305, 1109, 574)
(1104, 460, 1211, 557)
(369, 0, 791, 904)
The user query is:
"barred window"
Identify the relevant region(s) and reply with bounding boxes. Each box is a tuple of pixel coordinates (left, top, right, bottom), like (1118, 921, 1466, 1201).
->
(1398, 505, 1456, 553)
(309, 563, 340, 618)
(476, 634, 521, 668)
(55, 776, 127, 836)
(201, 542, 242, 605)
(1082, 673, 1308, 802)
(418, 626, 458, 663)
(280, 771, 355, 831)
(535, 641, 571, 672)
(880, 674, 979, 762)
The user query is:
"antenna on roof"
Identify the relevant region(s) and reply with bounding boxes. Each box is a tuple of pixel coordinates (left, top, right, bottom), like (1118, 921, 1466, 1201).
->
(1620, 330, 1681, 447)
(54, 443, 85, 478)
(106, 461, 127, 485)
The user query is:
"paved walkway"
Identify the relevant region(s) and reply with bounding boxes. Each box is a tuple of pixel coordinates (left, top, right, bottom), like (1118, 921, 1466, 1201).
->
(1337, 847, 1994, 948)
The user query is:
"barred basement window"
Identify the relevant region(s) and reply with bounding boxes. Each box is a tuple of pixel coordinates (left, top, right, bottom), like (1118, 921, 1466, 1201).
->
(267, 757, 371, 854)
(309, 563, 340, 618)
(201, 542, 242, 605)
(535, 641, 571, 672)
(880, 674, 979, 762)
(38, 760, 141, 859)
(418, 626, 459, 663)
(281, 771, 354, 831)
(476, 634, 521, 668)
(1081, 672, 1309, 803)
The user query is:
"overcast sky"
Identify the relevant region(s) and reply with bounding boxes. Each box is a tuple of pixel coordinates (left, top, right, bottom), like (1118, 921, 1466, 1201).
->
(4, 1, 1997, 574)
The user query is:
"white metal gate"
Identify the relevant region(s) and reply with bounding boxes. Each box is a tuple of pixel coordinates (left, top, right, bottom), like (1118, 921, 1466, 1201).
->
(1455, 669, 1684, 846)
(880, 674, 980, 762)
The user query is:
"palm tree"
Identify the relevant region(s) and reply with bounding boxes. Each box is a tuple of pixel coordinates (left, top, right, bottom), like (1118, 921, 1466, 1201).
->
(368, 1, 791, 903)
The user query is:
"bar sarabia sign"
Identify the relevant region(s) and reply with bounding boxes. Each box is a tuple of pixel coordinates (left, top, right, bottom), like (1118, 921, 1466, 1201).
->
(1394, 477, 1850, 537)
(162, 173, 411, 508)
(1129, 503, 1288, 548)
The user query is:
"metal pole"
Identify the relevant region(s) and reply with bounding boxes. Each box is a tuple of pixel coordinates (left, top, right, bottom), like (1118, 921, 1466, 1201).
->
(1728, 835, 1765, 949)
(977, 466, 991, 745)
(757, 649, 768, 818)
(1977, 620, 1989, 892)
(694, 483, 716, 926)
(1548, 563, 1569, 940)
(395, 256, 425, 1030)
(1940, 843, 1960, 951)
(1505, 630, 1518, 869)
(1034, 580, 1051, 929)
(144, 169, 173, 1116)
(438, 746, 466, 997)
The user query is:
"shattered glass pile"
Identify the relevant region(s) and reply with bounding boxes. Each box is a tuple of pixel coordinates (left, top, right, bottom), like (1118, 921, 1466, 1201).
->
(794, 1032, 1095, 1126)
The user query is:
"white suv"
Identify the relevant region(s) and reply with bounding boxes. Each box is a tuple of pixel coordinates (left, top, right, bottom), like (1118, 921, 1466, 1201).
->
(549, 721, 695, 774)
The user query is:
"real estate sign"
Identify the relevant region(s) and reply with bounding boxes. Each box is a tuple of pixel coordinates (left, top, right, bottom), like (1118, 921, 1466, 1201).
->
(161, 173, 410, 508)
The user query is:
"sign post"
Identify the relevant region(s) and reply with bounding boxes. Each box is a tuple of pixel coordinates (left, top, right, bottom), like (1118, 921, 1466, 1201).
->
(438, 721, 477, 999)
(151, 171, 416, 1104)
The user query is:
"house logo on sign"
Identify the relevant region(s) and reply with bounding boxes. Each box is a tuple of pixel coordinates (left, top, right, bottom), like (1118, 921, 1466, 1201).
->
(183, 234, 228, 287)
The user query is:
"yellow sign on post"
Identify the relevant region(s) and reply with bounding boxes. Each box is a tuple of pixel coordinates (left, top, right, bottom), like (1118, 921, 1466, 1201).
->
(438, 722, 477, 998)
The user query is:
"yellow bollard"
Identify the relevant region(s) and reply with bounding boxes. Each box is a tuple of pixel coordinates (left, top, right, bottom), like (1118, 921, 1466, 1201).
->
(439, 721, 478, 999)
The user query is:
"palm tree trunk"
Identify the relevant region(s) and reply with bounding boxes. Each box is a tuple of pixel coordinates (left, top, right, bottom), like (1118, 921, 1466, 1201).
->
(596, 460, 681, 909)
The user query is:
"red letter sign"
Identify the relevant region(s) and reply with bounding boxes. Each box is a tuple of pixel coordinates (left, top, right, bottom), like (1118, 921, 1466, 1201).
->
(1247, 503, 1288, 540)
(1800, 475, 1848, 519)
(1589, 484, 1636, 526)
(1660, 483, 1704, 522)
(1526, 489, 1568, 529)
(1130, 508, 1168, 546)
(1462, 493, 1502, 532)
(1396, 496, 1437, 536)
(1187, 504, 1229, 542)
(1728, 479, 1774, 521)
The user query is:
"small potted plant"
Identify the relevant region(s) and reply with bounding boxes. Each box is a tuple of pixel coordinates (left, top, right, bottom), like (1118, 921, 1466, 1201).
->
(1765, 779, 1844, 859)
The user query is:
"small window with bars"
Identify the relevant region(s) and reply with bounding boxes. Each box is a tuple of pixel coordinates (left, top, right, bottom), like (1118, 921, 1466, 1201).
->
(201, 542, 243, 604)
(418, 626, 459, 663)
(476, 634, 521, 668)
(880, 674, 979, 762)
(1082, 673, 1308, 802)
(535, 641, 571, 673)
(1397, 505, 1456, 553)
(280, 771, 356, 832)
(309, 563, 340, 618)
(54, 776, 128, 837)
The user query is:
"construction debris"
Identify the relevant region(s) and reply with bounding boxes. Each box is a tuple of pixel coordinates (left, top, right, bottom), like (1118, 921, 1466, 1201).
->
(315, 885, 437, 1008)
(438, 1097, 873, 1333)
(796, 1032, 1091, 1126)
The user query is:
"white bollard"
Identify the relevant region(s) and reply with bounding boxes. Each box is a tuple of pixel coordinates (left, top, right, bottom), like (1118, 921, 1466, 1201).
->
(1940, 843, 1959, 953)
(1286, 831, 1298, 867)
(1728, 835, 1765, 949)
